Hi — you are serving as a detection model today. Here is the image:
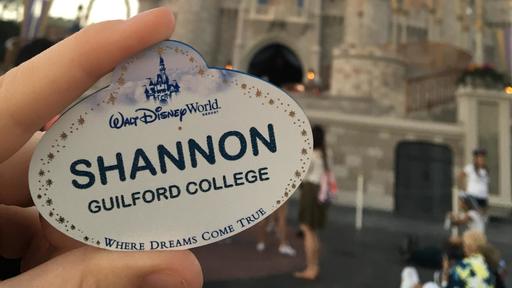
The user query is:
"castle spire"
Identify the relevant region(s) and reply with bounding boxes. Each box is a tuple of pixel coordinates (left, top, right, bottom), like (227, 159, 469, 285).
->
(159, 56, 166, 74)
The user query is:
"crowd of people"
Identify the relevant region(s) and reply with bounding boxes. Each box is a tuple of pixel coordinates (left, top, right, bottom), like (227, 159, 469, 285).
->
(401, 149, 508, 288)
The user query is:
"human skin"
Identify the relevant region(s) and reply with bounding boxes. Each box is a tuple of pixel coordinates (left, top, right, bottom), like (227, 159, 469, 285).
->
(0, 7, 203, 288)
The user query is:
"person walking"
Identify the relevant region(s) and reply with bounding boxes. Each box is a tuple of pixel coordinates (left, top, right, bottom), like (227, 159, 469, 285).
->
(294, 125, 330, 280)
(255, 204, 297, 256)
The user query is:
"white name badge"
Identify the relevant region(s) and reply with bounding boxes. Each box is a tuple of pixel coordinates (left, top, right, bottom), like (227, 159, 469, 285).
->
(29, 41, 312, 250)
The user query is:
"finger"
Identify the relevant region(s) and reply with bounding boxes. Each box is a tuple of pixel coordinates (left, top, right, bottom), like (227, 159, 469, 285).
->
(3, 246, 203, 288)
(0, 7, 175, 163)
(0, 205, 39, 259)
(19, 216, 84, 272)
(0, 132, 42, 207)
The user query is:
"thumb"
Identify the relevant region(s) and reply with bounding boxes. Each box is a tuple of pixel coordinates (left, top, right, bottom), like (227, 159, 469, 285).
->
(2, 246, 203, 288)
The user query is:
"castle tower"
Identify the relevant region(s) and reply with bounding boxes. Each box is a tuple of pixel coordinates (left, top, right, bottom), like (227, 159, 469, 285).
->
(137, 0, 221, 64)
(330, 0, 407, 116)
(171, 0, 221, 64)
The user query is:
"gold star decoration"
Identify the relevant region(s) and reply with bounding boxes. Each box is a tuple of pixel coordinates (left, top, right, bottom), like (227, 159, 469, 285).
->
(241, 83, 247, 89)
(70, 225, 76, 230)
(189, 56, 195, 63)
(301, 148, 308, 155)
(174, 48, 179, 53)
(255, 89, 262, 97)
(301, 129, 307, 136)
(46, 179, 53, 187)
(77, 116, 85, 125)
(45, 198, 53, 206)
(295, 170, 301, 178)
(269, 99, 275, 105)
(47, 153, 55, 160)
(292, 183, 297, 189)
(60, 132, 68, 140)
(116, 77, 126, 86)
(198, 68, 205, 76)
(157, 47, 165, 55)
(289, 111, 296, 118)
(49, 211, 54, 217)
(38, 169, 45, 177)
(57, 216, 65, 224)
(107, 94, 117, 105)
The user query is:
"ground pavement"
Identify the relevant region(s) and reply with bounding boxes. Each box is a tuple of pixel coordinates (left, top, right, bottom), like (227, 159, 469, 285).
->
(193, 200, 512, 288)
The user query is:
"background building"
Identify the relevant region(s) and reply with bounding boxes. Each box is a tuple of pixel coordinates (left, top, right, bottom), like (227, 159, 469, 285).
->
(137, 0, 512, 219)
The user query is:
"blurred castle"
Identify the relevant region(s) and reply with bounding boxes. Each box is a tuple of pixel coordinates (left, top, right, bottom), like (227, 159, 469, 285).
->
(138, 0, 512, 218)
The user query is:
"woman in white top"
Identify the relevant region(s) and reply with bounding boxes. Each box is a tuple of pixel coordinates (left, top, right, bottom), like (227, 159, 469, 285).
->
(458, 148, 489, 210)
(294, 125, 329, 280)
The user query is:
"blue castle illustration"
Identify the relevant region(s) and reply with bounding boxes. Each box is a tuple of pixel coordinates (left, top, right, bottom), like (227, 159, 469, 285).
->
(144, 56, 180, 105)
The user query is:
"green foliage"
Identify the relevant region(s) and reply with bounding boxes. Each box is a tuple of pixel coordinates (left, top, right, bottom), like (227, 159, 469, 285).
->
(457, 64, 509, 90)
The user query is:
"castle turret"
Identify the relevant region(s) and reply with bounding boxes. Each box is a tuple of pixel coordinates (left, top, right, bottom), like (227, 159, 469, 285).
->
(329, 0, 406, 116)
(171, 0, 220, 64)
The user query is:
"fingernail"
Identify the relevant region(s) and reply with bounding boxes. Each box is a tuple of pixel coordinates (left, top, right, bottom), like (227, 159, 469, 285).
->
(141, 272, 186, 288)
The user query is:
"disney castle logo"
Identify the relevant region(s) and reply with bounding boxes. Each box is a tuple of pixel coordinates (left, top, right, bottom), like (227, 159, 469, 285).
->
(144, 56, 180, 105)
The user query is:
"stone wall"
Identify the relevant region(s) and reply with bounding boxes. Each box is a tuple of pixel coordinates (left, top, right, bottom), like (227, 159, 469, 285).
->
(214, 7, 239, 67)
(330, 45, 407, 117)
(293, 94, 465, 211)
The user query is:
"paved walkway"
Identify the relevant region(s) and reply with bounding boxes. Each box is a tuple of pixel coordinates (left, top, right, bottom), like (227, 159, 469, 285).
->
(194, 200, 512, 288)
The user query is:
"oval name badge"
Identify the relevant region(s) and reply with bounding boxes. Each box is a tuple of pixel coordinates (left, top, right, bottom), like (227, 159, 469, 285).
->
(29, 41, 313, 250)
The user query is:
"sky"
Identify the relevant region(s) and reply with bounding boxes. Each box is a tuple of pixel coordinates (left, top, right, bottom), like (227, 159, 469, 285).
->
(48, 0, 139, 23)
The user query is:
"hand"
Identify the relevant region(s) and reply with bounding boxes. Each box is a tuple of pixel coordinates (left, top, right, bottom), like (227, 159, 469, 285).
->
(0, 7, 202, 287)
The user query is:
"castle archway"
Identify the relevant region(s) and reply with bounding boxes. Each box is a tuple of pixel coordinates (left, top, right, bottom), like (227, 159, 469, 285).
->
(247, 43, 303, 87)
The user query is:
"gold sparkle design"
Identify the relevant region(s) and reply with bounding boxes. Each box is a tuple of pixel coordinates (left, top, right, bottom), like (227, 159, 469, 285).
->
(57, 216, 65, 224)
(255, 89, 261, 97)
(157, 47, 165, 55)
(107, 94, 117, 105)
(295, 170, 301, 178)
(198, 68, 205, 76)
(60, 132, 68, 140)
(301, 148, 308, 155)
(289, 111, 296, 118)
(269, 99, 275, 105)
(45, 198, 53, 206)
(38, 169, 45, 177)
(189, 56, 195, 63)
(47, 153, 55, 161)
(301, 129, 307, 136)
(46, 179, 53, 187)
(241, 83, 247, 89)
(77, 116, 85, 126)
(116, 77, 126, 86)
